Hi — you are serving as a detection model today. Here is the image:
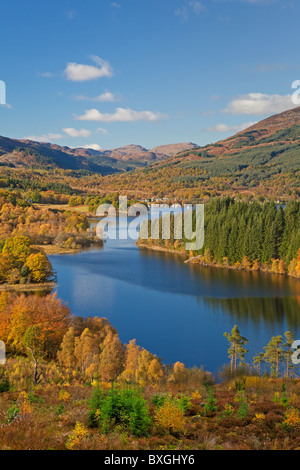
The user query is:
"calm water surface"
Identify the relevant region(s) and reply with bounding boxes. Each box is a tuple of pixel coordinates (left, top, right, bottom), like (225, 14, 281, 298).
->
(50, 220, 300, 373)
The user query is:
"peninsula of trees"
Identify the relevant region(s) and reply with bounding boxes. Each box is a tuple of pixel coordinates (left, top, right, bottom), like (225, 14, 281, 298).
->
(138, 198, 300, 279)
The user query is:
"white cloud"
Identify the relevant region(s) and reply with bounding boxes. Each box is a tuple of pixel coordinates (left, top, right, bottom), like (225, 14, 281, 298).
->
(25, 133, 63, 142)
(25, 128, 93, 142)
(110, 2, 121, 7)
(204, 121, 257, 132)
(81, 144, 102, 151)
(223, 93, 296, 116)
(65, 56, 113, 82)
(74, 92, 117, 102)
(240, 0, 274, 3)
(175, 1, 205, 21)
(189, 1, 206, 14)
(63, 128, 91, 138)
(97, 128, 109, 135)
(75, 107, 167, 122)
(175, 7, 189, 21)
(220, 0, 275, 3)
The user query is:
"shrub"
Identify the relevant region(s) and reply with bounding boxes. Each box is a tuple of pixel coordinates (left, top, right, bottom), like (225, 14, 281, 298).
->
(280, 383, 289, 407)
(0, 377, 10, 393)
(28, 392, 43, 404)
(218, 364, 254, 383)
(56, 403, 65, 416)
(176, 394, 192, 413)
(222, 403, 234, 417)
(88, 387, 150, 437)
(155, 398, 186, 435)
(130, 396, 151, 437)
(151, 393, 167, 408)
(66, 422, 89, 450)
(253, 413, 266, 423)
(282, 408, 300, 431)
(88, 387, 105, 428)
(234, 391, 249, 419)
(6, 405, 19, 424)
(203, 389, 217, 415)
(59, 390, 71, 402)
(235, 377, 246, 391)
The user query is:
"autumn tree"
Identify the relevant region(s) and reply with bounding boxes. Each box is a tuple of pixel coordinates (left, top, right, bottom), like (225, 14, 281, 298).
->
(74, 328, 100, 378)
(57, 327, 76, 369)
(0, 253, 13, 283)
(292, 248, 300, 277)
(25, 252, 53, 283)
(99, 332, 125, 382)
(168, 361, 188, 386)
(224, 325, 248, 373)
(135, 349, 163, 386)
(2, 236, 32, 267)
(264, 335, 283, 377)
(23, 324, 44, 385)
(2, 293, 70, 358)
(121, 339, 141, 383)
(283, 331, 296, 378)
(147, 357, 164, 385)
(253, 352, 265, 376)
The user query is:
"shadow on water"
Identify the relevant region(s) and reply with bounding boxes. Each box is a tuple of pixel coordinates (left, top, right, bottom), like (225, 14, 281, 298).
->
(205, 296, 300, 330)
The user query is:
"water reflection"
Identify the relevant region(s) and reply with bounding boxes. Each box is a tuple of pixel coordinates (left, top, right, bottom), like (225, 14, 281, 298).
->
(49, 224, 300, 372)
(205, 296, 300, 330)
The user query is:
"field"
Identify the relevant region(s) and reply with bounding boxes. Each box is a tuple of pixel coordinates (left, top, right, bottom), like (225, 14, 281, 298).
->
(1, 373, 300, 450)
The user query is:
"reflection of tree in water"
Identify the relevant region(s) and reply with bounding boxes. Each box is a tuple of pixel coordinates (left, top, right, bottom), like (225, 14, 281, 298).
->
(205, 296, 300, 330)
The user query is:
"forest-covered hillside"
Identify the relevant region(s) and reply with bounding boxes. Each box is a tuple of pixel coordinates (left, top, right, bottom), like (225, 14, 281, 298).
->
(98, 108, 300, 201)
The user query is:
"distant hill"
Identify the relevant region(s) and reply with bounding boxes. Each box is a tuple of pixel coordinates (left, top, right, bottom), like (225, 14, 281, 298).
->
(0, 136, 118, 174)
(98, 107, 300, 200)
(151, 142, 199, 157)
(0, 137, 197, 174)
(1, 107, 299, 200)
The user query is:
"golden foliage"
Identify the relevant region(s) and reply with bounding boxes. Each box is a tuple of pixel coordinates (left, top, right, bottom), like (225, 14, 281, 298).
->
(65, 422, 89, 450)
(282, 408, 300, 430)
(155, 399, 186, 434)
(25, 252, 52, 282)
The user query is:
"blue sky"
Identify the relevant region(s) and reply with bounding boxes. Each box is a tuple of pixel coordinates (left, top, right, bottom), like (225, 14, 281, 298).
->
(1, 0, 300, 150)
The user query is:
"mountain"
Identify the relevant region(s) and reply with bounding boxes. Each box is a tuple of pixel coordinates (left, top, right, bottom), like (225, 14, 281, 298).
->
(99, 107, 300, 200)
(151, 142, 199, 157)
(0, 136, 118, 174)
(0, 136, 197, 173)
(1, 107, 299, 200)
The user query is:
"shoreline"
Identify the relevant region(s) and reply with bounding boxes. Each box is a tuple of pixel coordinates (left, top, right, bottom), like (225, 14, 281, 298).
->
(37, 244, 82, 255)
(136, 242, 188, 258)
(136, 242, 300, 280)
(36, 240, 104, 256)
(0, 282, 56, 292)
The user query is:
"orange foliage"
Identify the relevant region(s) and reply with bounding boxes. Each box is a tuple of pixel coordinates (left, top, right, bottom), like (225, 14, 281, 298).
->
(155, 399, 186, 434)
(0, 292, 70, 358)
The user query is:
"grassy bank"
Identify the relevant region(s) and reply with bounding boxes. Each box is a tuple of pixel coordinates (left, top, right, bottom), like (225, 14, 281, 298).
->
(37, 244, 82, 255)
(0, 282, 56, 292)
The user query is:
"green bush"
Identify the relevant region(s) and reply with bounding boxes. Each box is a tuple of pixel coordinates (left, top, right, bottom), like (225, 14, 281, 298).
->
(0, 378, 10, 394)
(151, 393, 167, 409)
(176, 394, 192, 413)
(89, 387, 151, 437)
(6, 405, 19, 423)
(235, 391, 249, 419)
(203, 389, 217, 414)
